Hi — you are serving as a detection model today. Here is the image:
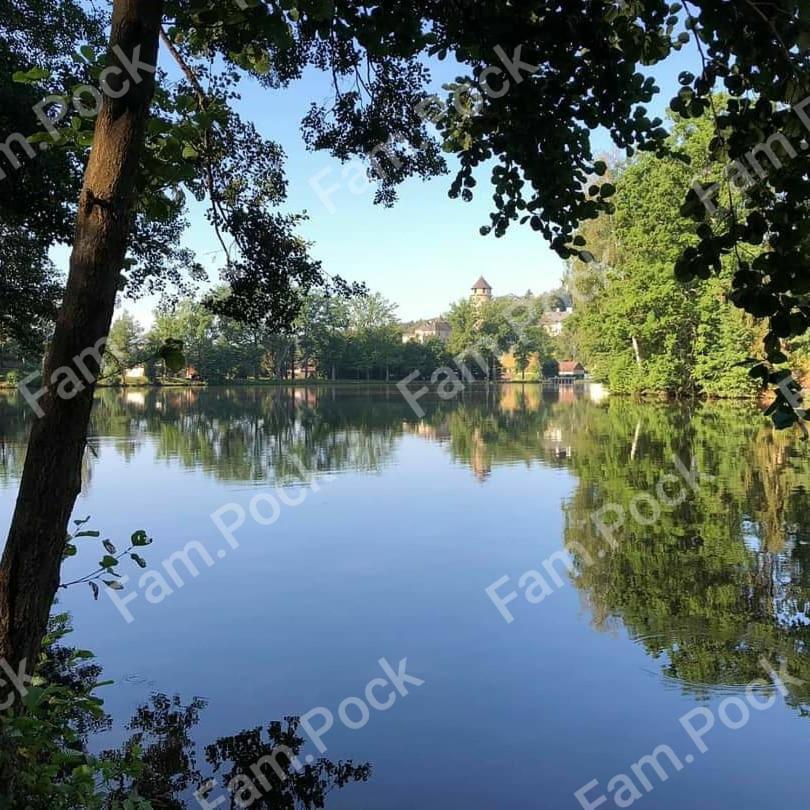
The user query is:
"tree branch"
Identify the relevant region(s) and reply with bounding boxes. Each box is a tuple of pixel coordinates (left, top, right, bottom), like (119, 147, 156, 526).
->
(159, 27, 233, 265)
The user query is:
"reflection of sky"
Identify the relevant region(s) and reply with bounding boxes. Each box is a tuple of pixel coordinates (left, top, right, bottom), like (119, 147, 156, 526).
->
(741, 519, 810, 628)
(3, 389, 810, 808)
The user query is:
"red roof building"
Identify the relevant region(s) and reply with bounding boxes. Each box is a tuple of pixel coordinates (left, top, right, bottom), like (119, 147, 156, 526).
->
(558, 361, 586, 378)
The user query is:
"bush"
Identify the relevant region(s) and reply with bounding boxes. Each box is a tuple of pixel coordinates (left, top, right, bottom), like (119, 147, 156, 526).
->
(0, 615, 150, 809)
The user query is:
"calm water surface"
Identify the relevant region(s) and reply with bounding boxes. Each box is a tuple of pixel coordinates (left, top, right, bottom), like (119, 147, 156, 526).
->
(1, 385, 808, 808)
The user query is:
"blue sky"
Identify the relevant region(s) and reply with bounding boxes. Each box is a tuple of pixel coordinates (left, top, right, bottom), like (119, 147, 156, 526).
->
(57, 40, 699, 326)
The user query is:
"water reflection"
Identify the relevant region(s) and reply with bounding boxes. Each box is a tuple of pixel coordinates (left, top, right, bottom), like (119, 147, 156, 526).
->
(43, 618, 371, 809)
(101, 693, 370, 809)
(2, 386, 810, 712)
(558, 399, 810, 710)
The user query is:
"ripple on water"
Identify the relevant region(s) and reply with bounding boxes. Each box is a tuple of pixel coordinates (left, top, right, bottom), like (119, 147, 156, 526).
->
(630, 627, 780, 696)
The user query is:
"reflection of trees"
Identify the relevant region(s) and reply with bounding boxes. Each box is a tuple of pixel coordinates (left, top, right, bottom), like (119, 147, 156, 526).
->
(0, 390, 32, 487)
(403, 386, 575, 479)
(559, 398, 810, 710)
(6, 386, 810, 712)
(24, 618, 372, 809)
(1, 384, 594, 488)
(104, 693, 371, 810)
(102, 693, 371, 809)
(87, 388, 408, 484)
(441, 403, 553, 481)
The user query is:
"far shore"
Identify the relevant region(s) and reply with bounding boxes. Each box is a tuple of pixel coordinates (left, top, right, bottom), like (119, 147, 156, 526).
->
(0, 377, 772, 404)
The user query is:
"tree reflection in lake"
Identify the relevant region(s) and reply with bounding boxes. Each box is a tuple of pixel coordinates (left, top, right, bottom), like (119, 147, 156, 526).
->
(557, 398, 810, 711)
(102, 692, 370, 809)
(6, 614, 371, 809)
(2, 385, 810, 714)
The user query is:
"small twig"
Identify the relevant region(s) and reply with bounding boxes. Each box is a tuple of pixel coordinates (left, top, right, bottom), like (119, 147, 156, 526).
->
(59, 544, 136, 589)
(159, 27, 232, 266)
(743, 0, 791, 58)
(159, 28, 207, 107)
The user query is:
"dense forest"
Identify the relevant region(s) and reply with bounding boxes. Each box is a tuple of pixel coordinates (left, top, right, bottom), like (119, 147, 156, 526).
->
(559, 112, 808, 398)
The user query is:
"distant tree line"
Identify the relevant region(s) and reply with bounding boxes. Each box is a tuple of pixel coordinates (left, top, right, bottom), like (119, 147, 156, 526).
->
(87, 289, 561, 385)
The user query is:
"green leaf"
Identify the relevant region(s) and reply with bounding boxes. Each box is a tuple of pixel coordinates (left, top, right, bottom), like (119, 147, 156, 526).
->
(22, 686, 46, 710)
(75, 530, 100, 538)
(12, 66, 50, 84)
(130, 553, 147, 569)
(99, 555, 118, 569)
(131, 530, 152, 547)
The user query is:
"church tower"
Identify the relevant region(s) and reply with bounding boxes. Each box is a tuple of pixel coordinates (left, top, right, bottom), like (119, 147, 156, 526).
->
(471, 276, 492, 307)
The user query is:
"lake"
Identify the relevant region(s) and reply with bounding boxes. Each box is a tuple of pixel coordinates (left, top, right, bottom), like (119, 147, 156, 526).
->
(1, 385, 808, 808)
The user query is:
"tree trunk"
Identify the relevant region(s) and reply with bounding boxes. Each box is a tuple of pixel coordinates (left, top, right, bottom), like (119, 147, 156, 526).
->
(0, 0, 164, 688)
(631, 335, 642, 366)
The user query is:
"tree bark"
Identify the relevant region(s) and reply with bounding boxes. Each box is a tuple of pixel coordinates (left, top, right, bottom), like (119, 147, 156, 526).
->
(0, 0, 164, 687)
(631, 334, 642, 366)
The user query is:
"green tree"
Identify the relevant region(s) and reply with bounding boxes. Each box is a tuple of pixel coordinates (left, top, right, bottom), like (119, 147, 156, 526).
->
(559, 397, 810, 705)
(509, 299, 552, 380)
(297, 295, 350, 381)
(448, 296, 550, 380)
(105, 312, 146, 379)
(1, 0, 808, 701)
(344, 293, 399, 380)
(567, 113, 759, 397)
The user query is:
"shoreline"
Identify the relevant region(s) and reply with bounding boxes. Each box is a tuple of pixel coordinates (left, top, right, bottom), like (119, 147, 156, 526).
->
(0, 378, 767, 403)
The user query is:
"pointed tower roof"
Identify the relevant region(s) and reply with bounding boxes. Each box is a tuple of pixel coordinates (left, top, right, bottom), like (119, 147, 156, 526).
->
(471, 276, 492, 291)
